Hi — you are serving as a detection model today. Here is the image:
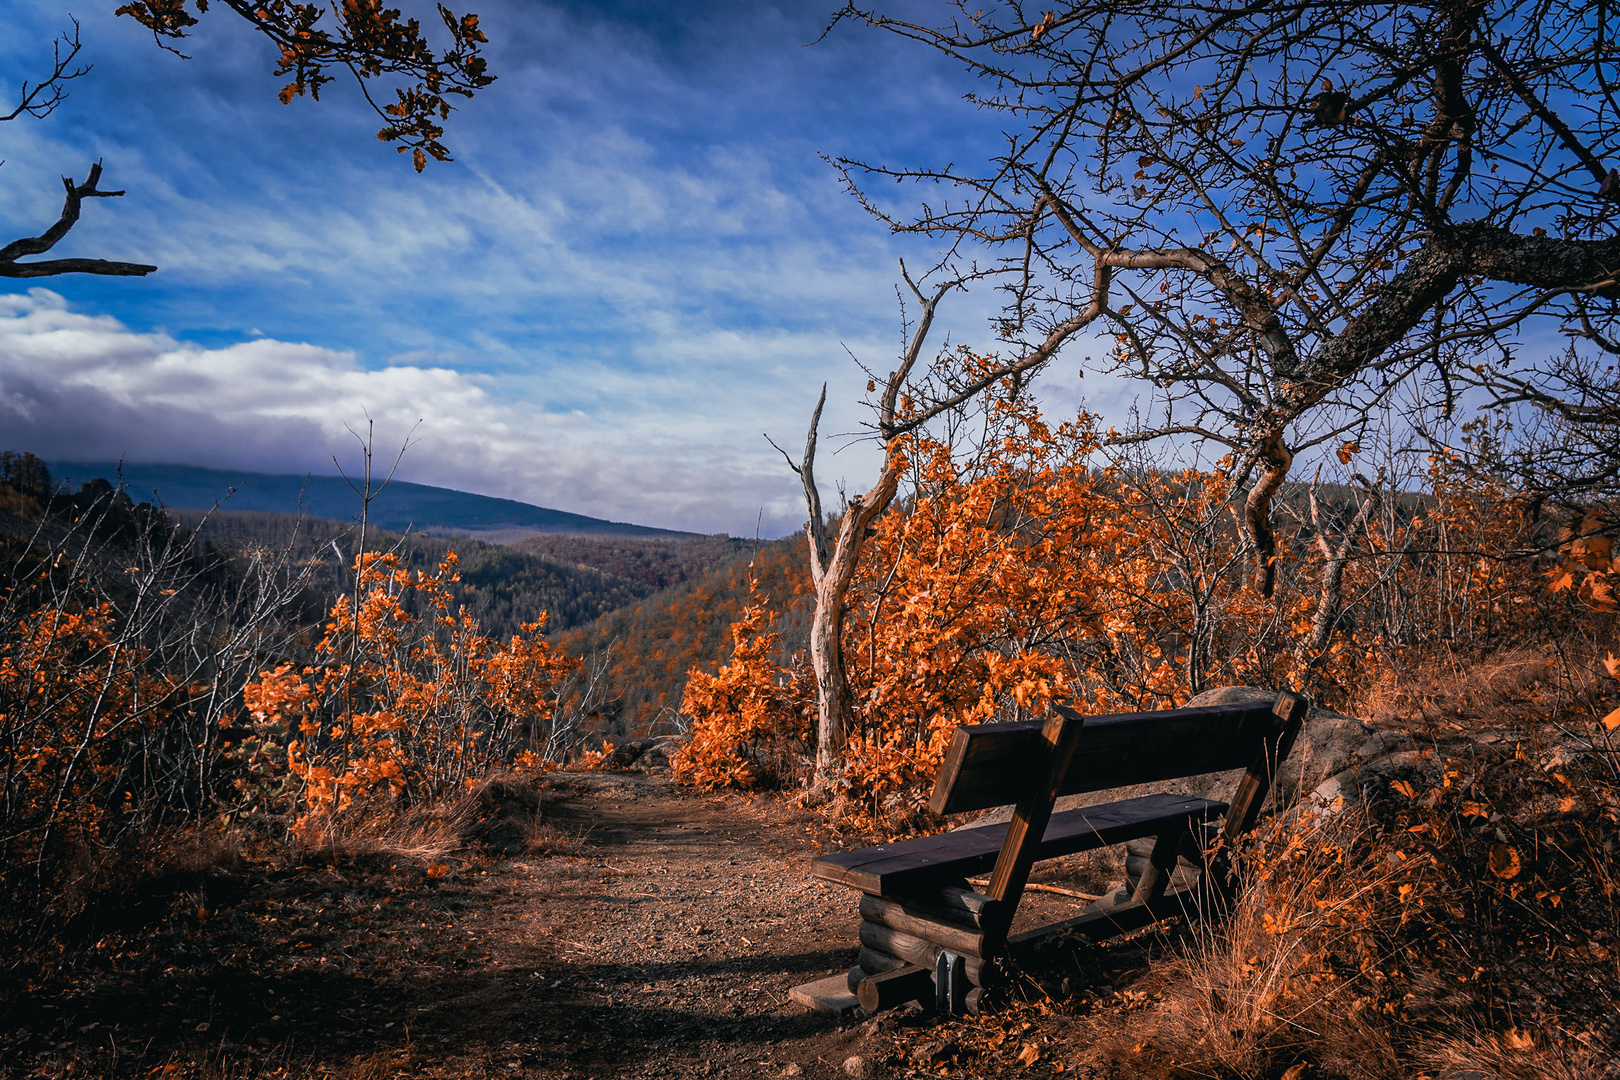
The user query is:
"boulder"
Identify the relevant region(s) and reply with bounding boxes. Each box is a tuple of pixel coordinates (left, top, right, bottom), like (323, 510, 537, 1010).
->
(604, 736, 678, 771)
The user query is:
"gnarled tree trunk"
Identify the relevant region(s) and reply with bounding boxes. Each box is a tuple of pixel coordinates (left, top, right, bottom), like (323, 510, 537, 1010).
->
(804, 447, 905, 778)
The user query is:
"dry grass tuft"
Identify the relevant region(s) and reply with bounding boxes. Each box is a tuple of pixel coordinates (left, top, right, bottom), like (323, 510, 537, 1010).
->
(284, 770, 569, 864)
(290, 804, 467, 865)
(1356, 630, 1620, 741)
(1418, 1028, 1610, 1080)
(1110, 809, 1404, 1080)
(457, 771, 576, 855)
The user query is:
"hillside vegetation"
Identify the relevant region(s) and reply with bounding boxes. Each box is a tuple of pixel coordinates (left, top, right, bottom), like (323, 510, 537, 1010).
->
(554, 539, 813, 740)
(4, 431, 1619, 1080)
(172, 508, 740, 637)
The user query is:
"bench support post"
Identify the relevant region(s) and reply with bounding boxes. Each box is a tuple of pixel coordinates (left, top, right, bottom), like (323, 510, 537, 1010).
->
(1220, 691, 1309, 842)
(982, 708, 1086, 917)
(934, 950, 966, 1014)
(1129, 826, 1190, 904)
(1203, 690, 1310, 904)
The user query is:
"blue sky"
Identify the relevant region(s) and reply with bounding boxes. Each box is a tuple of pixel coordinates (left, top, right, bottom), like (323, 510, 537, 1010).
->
(0, 1, 1114, 535)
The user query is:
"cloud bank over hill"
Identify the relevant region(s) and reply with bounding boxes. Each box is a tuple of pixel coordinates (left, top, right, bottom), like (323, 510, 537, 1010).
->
(0, 290, 816, 535)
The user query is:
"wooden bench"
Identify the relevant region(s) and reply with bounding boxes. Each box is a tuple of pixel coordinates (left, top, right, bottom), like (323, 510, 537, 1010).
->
(789, 690, 1308, 1016)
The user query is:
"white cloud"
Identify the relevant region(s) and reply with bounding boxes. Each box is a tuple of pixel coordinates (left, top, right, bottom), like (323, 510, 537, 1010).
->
(0, 289, 836, 534)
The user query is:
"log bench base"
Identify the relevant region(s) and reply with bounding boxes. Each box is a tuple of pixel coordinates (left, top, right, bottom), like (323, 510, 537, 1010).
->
(788, 881, 1213, 1018)
(787, 974, 861, 1017)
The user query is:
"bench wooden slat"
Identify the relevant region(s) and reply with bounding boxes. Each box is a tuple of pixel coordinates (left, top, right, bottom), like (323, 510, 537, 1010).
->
(930, 700, 1284, 816)
(811, 791, 1227, 895)
(857, 921, 998, 987)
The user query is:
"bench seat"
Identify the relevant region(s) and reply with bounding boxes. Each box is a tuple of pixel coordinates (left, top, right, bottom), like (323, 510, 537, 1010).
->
(812, 791, 1227, 895)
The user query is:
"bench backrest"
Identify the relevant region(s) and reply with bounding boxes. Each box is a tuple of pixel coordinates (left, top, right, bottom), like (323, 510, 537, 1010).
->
(929, 698, 1300, 816)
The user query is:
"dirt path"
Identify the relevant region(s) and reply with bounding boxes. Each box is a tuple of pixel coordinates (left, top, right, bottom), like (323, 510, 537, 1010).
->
(0, 774, 886, 1079)
(418, 772, 877, 1079)
(2, 770, 1163, 1080)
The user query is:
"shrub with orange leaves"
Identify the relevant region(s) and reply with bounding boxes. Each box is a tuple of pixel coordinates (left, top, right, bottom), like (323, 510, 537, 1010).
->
(672, 582, 813, 790)
(572, 741, 617, 770)
(1114, 736, 1620, 1079)
(822, 401, 1104, 820)
(1550, 509, 1619, 611)
(236, 551, 577, 834)
(0, 600, 174, 869)
(680, 396, 1298, 824)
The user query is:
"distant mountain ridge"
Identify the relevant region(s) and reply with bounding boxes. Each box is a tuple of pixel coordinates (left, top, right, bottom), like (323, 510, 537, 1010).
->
(47, 461, 701, 539)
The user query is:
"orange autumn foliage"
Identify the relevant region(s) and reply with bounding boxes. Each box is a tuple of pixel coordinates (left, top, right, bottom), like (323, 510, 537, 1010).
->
(1548, 508, 1620, 729)
(235, 551, 575, 833)
(672, 583, 814, 790)
(0, 599, 174, 866)
(823, 400, 1303, 822)
(678, 395, 1578, 828)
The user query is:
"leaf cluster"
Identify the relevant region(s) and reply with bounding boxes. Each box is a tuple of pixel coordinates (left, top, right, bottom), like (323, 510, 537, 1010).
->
(113, 0, 494, 170)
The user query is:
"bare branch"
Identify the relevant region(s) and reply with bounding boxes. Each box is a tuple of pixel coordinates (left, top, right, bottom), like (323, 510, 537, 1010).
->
(0, 163, 156, 279)
(1, 20, 90, 123)
(768, 384, 831, 584)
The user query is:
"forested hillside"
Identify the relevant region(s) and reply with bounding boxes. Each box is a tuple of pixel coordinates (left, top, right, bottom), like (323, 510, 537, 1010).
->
(556, 539, 813, 739)
(175, 510, 760, 637)
(175, 510, 638, 635)
(519, 533, 755, 592)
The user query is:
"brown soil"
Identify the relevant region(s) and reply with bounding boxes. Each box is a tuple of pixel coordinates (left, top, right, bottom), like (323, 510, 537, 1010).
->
(0, 771, 1180, 1080)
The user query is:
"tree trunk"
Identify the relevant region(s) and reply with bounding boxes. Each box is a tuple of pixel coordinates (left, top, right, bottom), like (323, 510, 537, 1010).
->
(1244, 429, 1293, 597)
(808, 566, 852, 777)
(807, 452, 905, 779)
(1299, 476, 1381, 668)
(767, 267, 972, 791)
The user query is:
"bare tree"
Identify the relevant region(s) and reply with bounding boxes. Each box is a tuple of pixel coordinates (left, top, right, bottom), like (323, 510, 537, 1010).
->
(2, 3, 494, 278)
(773, 263, 1101, 782)
(826, 0, 1620, 593)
